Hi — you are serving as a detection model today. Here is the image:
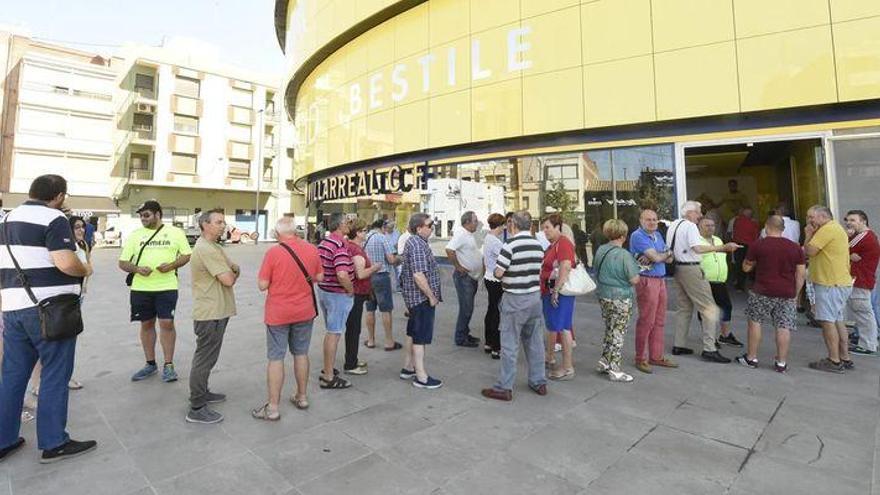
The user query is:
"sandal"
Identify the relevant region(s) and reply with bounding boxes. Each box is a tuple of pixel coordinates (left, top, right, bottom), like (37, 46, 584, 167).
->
(251, 403, 280, 421)
(319, 374, 352, 389)
(549, 368, 576, 381)
(363, 340, 376, 349)
(290, 396, 310, 410)
(68, 379, 84, 390)
(384, 342, 403, 351)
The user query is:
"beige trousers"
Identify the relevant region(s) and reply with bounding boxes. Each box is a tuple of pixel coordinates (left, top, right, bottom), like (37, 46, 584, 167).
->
(673, 265, 720, 352)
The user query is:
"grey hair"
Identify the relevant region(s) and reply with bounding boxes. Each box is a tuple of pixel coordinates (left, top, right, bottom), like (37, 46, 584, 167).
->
(408, 213, 430, 235)
(808, 205, 833, 219)
(274, 216, 297, 237)
(198, 208, 224, 230)
(680, 200, 702, 216)
(327, 212, 346, 232)
(460, 210, 476, 226)
(511, 210, 531, 231)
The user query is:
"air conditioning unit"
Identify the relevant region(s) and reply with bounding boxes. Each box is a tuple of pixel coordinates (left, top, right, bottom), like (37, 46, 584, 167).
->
(136, 103, 155, 114)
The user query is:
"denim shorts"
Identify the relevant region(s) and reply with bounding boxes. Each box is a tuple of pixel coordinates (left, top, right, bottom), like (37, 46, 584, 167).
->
(406, 301, 435, 345)
(365, 272, 394, 313)
(266, 321, 313, 359)
(317, 287, 354, 334)
(813, 284, 853, 323)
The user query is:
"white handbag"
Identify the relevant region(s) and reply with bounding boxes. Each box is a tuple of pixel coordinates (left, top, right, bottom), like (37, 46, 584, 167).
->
(558, 262, 596, 296)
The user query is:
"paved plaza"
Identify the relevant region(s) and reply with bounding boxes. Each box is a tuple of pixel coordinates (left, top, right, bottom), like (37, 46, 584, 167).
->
(2, 244, 879, 495)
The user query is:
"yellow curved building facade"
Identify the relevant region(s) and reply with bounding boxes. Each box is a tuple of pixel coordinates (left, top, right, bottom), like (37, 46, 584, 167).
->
(277, 0, 880, 244)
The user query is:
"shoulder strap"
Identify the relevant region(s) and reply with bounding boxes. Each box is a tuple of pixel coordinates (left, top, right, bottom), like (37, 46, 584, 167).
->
(131, 224, 164, 265)
(669, 220, 684, 258)
(279, 241, 318, 317)
(4, 217, 38, 304)
(596, 246, 621, 279)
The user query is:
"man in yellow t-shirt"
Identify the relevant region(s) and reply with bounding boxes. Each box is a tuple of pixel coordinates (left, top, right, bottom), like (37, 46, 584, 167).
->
(118, 200, 192, 383)
(804, 205, 853, 374)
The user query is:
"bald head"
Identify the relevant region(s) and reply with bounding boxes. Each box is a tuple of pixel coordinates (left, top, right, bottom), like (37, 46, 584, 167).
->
(764, 215, 785, 236)
(639, 209, 659, 233)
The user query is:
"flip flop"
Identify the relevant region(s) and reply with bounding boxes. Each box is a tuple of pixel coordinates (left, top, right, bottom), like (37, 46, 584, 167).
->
(384, 342, 403, 351)
(363, 340, 376, 349)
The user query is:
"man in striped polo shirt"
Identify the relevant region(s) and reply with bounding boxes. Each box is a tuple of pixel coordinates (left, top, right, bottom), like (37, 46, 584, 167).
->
(316, 213, 355, 390)
(481, 211, 547, 401)
(0, 175, 96, 464)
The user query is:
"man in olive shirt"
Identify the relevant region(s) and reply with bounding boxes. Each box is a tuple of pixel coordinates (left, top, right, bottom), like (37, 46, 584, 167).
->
(186, 209, 239, 424)
(119, 200, 192, 383)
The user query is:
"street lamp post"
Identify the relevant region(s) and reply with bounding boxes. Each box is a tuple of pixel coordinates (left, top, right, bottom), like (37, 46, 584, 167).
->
(255, 108, 264, 241)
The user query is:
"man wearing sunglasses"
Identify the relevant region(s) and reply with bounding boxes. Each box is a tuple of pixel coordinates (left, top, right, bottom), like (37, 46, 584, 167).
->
(119, 200, 192, 383)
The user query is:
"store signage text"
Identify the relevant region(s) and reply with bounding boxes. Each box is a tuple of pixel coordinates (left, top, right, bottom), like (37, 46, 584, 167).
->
(307, 163, 432, 204)
(349, 27, 533, 116)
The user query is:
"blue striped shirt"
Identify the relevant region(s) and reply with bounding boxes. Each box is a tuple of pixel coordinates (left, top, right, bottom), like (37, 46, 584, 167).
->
(0, 201, 80, 311)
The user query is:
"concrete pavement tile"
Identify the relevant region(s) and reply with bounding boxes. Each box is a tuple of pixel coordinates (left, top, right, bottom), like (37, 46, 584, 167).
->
(507, 409, 655, 488)
(585, 451, 731, 494)
(153, 452, 293, 495)
(730, 454, 868, 494)
(11, 451, 149, 495)
(377, 427, 488, 486)
(297, 453, 436, 495)
(0, 470, 9, 495)
(333, 402, 436, 450)
(660, 402, 766, 449)
(442, 455, 583, 495)
(574, 382, 684, 424)
(252, 425, 373, 487)
(127, 428, 247, 484)
(628, 425, 748, 485)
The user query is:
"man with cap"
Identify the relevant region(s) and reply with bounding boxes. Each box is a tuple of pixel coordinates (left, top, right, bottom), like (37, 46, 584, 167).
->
(119, 200, 192, 382)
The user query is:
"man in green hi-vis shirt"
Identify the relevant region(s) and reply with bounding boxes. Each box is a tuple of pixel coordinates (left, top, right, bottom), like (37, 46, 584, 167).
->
(119, 200, 192, 383)
(698, 217, 744, 350)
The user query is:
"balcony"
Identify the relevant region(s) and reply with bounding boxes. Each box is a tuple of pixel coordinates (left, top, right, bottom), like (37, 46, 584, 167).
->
(135, 86, 156, 101)
(129, 168, 153, 181)
(132, 126, 155, 142)
(264, 110, 281, 124)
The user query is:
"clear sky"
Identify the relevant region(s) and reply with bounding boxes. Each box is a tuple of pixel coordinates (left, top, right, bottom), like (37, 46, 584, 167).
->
(1, 0, 286, 76)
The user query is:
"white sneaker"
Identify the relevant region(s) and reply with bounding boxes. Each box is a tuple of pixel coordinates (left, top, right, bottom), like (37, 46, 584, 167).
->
(554, 343, 563, 352)
(608, 369, 634, 383)
(595, 357, 611, 374)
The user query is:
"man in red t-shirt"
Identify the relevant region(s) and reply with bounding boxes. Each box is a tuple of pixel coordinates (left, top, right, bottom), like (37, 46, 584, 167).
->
(845, 210, 880, 355)
(731, 206, 760, 291)
(738, 216, 806, 373)
(251, 217, 323, 420)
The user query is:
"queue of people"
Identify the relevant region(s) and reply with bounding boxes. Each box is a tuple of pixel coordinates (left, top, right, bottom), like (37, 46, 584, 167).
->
(2, 174, 878, 465)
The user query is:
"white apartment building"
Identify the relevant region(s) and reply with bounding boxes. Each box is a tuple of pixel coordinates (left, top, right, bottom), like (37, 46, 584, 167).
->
(0, 32, 121, 224)
(0, 33, 298, 239)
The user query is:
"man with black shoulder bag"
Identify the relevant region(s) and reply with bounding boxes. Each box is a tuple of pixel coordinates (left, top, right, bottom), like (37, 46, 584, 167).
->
(0, 174, 97, 464)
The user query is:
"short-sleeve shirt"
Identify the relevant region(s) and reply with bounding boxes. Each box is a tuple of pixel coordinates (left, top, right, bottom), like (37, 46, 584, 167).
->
(698, 235, 728, 283)
(666, 219, 703, 263)
(119, 224, 192, 292)
(746, 236, 805, 298)
(808, 221, 853, 286)
(595, 243, 640, 300)
(317, 232, 354, 293)
(629, 228, 666, 277)
(0, 201, 80, 311)
(540, 236, 576, 295)
(258, 238, 322, 326)
(495, 232, 543, 294)
(446, 228, 483, 279)
(849, 230, 880, 290)
(401, 234, 441, 308)
(732, 215, 760, 245)
(190, 237, 236, 321)
(482, 233, 504, 282)
(364, 230, 394, 273)
(347, 241, 373, 295)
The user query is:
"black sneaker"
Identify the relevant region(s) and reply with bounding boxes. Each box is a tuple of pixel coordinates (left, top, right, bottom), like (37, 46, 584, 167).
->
(718, 333, 744, 347)
(774, 361, 788, 373)
(0, 437, 25, 462)
(735, 354, 758, 369)
(701, 350, 731, 363)
(456, 340, 479, 348)
(466, 335, 481, 345)
(672, 346, 694, 356)
(40, 439, 97, 464)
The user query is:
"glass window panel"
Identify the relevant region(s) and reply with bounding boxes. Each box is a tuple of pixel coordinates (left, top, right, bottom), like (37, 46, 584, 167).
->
(174, 76, 200, 98)
(834, 137, 880, 224)
(612, 144, 676, 229)
(174, 114, 199, 134)
(231, 88, 253, 108)
(228, 159, 250, 177)
(170, 153, 197, 174)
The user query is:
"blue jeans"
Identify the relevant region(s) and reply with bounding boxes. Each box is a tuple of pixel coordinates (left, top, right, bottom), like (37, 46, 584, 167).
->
(453, 271, 478, 344)
(495, 292, 546, 391)
(873, 283, 880, 328)
(0, 306, 76, 450)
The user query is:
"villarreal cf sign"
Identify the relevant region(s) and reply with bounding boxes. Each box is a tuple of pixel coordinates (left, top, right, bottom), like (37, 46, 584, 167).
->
(307, 163, 431, 204)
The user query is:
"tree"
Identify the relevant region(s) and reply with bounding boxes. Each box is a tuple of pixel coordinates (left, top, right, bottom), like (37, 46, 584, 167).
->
(543, 180, 578, 224)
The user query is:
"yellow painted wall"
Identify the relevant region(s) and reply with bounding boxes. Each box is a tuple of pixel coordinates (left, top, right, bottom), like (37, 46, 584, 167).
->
(286, 0, 880, 179)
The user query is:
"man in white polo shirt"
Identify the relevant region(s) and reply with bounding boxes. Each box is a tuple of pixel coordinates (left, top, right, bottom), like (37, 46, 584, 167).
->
(666, 200, 740, 363)
(445, 211, 484, 348)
